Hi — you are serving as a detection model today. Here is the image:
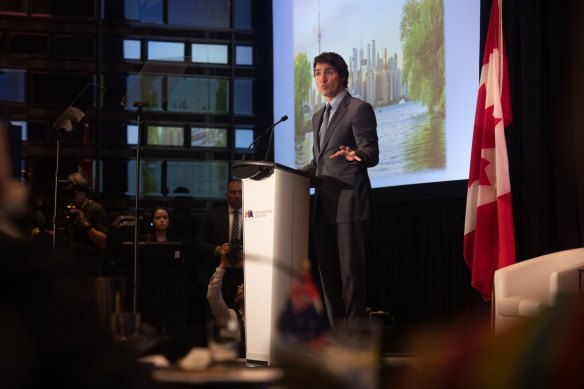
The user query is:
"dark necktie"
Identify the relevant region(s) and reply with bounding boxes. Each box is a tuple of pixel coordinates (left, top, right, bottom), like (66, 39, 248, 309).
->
(319, 103, 332, 149)
(231, 209, 240, 242)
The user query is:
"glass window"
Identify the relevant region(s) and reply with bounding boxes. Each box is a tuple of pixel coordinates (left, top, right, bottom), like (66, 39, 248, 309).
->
(234, 0, 252, 29)
(191, 44, 228, 64)
(126, 159, 163, 196)
(101, 158, 128, 197)
(9, 34, 50, 56)
(123, 74, 164, 110)
(101, 37, 144, 60)
(167, 76, 229, 113)
(235, 128, 253, 149)
(235, 46, 253, 65)
(168, 0, 229, 28)
(100, 122, 127, 145)
(30, 0, 94, 18)
(234, 79, 253, 114)
(167, 161, 228, 198)
(127, 124, 139, 145)
(0, 69, 26, 103)
(24, 122, 48, 143)
(10, 121, 28, 141)
(124, 39, 141, 60)
(190, 127, 227, 148)
(124, 159, 228, 197)
(146, 125, 184, 146)
(31, 73, 93, 107)
(147, 41, 184, 61)
(102, 74, 128, 109)
(125, 0, 163, 23)
(141, 160, 163, 195)
(55, 35, 95, 58)
(102, 0, 163, 23)
(106, 73, 192, 110)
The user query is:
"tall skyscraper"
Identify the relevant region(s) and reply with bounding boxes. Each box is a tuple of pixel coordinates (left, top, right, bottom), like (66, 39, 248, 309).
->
(367, 43, 371, 71)
(372, 39, 376, 70)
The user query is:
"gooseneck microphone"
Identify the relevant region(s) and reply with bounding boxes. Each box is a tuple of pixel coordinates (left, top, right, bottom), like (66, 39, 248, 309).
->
(242, 115, 288, 161)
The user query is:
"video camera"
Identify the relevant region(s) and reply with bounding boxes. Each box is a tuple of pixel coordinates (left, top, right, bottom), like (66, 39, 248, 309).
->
(53, 180, 90, 230)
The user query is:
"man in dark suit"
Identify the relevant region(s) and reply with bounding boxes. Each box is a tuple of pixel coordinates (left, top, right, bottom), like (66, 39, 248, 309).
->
(302, 52, 379, 326)
(195, 179, 243, 309)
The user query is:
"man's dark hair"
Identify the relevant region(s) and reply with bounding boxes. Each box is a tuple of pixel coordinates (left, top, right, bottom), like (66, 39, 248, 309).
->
(313, 52, 349, 88)
(67, 172, 91, 193)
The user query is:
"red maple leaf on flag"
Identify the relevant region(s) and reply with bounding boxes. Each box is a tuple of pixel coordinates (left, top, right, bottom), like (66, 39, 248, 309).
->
(464, 0, 515, 301)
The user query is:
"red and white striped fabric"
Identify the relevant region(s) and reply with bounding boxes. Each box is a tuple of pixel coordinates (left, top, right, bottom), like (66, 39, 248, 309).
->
(464, 0, 515, 301)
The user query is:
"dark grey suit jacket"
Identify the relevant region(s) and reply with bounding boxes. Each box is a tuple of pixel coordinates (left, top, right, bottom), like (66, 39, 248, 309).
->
(303, 93, 379, 223)
(195, 205, 243, 308)
(195, 205, 229, 285)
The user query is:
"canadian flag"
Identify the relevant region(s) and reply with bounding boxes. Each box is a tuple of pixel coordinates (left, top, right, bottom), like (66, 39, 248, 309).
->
(463, 0, 515, 301)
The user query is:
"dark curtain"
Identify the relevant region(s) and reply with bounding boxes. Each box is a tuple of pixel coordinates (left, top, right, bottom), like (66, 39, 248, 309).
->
(504, 0, 584, 257)
(367, 182, 483, 336)
(364, 0, 584, 340)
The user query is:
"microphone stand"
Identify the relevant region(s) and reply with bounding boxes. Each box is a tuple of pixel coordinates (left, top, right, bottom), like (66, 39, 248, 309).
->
(263, 123, 276, 163)
(241, 116, 288, 161)
(51, 128, 65, 249)
(132, 101, 148, 316)
(241, 131, 266, 161)
(50, 84, 105, 249)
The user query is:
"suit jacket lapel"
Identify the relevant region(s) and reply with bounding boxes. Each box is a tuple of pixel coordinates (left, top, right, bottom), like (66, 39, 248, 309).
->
(320, 93, 351, 152)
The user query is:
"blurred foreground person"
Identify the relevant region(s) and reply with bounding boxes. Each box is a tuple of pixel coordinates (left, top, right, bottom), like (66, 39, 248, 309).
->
(0, 125, 166, 389)
(0, 240, 167, 389)
(391, 298, 584, 389)
(206, 253, 245, 357)
(0, 118, 29, 239)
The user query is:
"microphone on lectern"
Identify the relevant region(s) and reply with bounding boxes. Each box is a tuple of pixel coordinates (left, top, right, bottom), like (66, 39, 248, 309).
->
(241, 115, 289, 161)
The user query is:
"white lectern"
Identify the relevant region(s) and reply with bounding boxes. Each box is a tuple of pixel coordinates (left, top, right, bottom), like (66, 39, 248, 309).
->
(233, 161, 310, 365)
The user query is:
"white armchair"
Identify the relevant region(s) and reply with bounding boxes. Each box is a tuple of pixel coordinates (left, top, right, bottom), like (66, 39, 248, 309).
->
(493, 247, 584, 333)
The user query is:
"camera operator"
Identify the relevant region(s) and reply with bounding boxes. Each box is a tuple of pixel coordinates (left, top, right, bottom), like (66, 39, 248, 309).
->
(195, 179, 243, 311)
(60, 172, 108, 274)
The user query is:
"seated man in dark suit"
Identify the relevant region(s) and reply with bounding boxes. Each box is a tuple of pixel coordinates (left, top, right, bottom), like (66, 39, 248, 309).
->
(195, 179, 244, 311)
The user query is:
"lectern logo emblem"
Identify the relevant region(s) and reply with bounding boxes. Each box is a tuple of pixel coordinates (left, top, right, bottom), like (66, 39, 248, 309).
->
(244, 210, 254, 219)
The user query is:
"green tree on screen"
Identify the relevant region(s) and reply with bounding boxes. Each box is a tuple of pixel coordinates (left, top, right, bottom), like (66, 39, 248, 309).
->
(294, 53, 313, 136)
(401, 0, 445, 113)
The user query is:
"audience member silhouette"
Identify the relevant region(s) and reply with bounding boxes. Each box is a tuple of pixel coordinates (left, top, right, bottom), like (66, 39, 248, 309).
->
(207, 253, 245, 357)
(169, 186, 200, 243)
(57, 172, 109, 275)
(195, 179, 244, 311)
(144, 206, 175, 243)
(0, 125, 166, 389)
